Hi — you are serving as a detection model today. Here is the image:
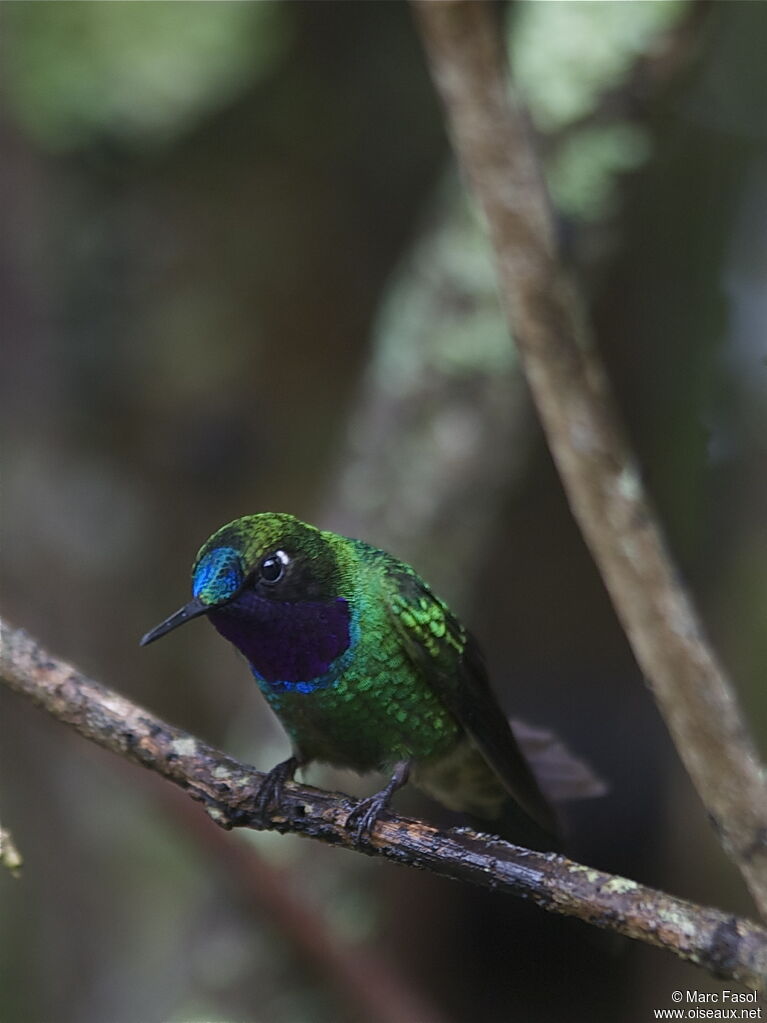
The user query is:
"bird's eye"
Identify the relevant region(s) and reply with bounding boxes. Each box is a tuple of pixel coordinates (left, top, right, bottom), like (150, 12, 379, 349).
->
(259, 550, 289, 584)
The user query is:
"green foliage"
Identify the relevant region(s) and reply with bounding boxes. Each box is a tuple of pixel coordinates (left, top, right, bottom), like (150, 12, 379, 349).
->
(373, 177, 515, 391)
(548, 123, 651, 219)
(3, 1, 290, 151)
(511, 0, 687, 131)
(511, 0, 689, 220)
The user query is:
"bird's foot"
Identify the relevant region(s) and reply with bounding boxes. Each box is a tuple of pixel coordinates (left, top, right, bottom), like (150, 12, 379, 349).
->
(345, 791, 390, 845)
(345, 760, 410, 845)
(254, 756, 300, 823)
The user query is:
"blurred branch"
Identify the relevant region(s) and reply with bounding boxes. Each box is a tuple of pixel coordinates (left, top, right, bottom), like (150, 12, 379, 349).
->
(0, 817, 23, 878)
(2, 619, 766, 990)
(322, 173, 532, 601)
(164, 789, 447, 1023)
(411, 0, 767, 919)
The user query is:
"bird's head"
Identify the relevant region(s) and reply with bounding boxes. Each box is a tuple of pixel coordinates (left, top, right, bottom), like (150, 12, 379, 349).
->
(140, 512, 347, 647)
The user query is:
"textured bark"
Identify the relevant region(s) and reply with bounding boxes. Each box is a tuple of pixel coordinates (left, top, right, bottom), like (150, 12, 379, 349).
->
(1, 617, 765, 989)
(411, 0, 767, 920)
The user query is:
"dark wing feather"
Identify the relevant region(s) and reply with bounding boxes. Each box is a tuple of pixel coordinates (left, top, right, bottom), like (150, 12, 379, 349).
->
(385, 565, 561, 843)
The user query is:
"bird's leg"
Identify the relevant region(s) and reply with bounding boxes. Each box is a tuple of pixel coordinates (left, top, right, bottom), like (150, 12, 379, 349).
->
(254, 755, 303, 822)
(345, 760, 411, 844)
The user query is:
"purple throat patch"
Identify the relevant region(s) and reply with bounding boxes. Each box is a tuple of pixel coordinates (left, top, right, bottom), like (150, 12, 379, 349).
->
(208, 589, 352, 686)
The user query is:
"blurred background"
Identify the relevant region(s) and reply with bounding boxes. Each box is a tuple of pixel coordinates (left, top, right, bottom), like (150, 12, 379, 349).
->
(2, 2, 767, 1020)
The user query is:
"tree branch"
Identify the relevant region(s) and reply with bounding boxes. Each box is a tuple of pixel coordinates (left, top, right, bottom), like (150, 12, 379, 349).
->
(162, 787, 448, 1023)
(411, 0, 767, 919)
(1, 618, 766, 989)
(0, 817, 22, 878)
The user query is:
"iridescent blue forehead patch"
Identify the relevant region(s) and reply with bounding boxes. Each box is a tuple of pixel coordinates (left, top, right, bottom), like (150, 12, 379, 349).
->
(193, 546, 244, 606)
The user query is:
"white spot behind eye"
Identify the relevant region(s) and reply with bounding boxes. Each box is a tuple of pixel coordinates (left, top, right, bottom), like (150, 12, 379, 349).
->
(259, 548, 291, 584)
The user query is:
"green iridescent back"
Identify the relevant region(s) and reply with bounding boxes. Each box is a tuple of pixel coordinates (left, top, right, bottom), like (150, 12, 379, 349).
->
(258, 539, 464, 771)
(142, 511, 563, 848)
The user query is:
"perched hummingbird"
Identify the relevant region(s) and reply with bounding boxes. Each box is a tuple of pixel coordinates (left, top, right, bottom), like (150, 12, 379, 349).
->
(141, 513, 586, 849)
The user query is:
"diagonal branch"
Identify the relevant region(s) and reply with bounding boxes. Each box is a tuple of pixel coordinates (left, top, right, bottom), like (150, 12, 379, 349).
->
(162, 788, 448, 1023)
(0, 817, 22, 878)
(1, 617, 766, 989)
(411, 0, 767, 919)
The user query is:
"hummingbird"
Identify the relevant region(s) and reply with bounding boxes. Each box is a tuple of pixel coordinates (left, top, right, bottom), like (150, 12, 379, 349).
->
(141, 512, 587, 849)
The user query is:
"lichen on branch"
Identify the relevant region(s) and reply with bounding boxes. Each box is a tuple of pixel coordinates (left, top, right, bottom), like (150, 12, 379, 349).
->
(411, 0, 767, 921)
(1, 617, 765, 989)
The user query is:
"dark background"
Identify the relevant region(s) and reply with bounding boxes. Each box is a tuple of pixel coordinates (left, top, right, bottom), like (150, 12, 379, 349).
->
(2, 2, 767, 1021)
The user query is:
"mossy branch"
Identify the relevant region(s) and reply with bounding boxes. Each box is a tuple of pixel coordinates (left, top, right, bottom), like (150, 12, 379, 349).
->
(411, 0, 767, 920)
(1, 617, 765, 989)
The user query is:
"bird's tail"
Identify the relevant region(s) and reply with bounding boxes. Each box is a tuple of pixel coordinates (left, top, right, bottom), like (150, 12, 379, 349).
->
(509, 719, 607, 803)
(412, 720, 605, 852)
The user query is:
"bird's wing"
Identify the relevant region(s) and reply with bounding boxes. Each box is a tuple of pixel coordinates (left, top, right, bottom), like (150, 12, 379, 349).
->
(384, 564, 560, 841)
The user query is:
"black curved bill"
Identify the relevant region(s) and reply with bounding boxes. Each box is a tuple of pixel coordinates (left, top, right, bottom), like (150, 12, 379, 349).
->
(140, 597, 208, 647)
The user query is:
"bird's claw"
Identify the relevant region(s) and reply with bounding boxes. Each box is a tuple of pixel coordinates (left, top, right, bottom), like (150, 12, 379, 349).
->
(254, 756, 299, 823)
(345, 793, 389, 845)
(345, 761, 410, 844)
